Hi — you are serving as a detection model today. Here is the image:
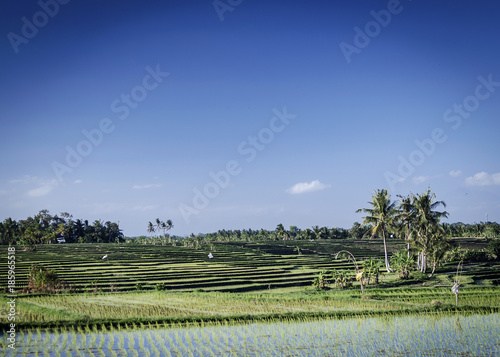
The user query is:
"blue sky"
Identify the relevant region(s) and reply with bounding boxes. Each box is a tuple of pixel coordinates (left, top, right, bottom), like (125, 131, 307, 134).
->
(1, 0, 499, 236)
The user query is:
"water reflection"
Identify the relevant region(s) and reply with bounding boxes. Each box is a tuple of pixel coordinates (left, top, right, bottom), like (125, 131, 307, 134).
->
(3, 313, 499, 356)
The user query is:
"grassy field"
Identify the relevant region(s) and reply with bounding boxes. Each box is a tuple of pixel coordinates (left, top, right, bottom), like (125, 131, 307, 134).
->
(1, 238, 499, 330)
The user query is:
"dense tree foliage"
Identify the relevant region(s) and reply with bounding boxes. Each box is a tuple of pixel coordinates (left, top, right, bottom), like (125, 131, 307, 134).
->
(0, 210, 123, 247)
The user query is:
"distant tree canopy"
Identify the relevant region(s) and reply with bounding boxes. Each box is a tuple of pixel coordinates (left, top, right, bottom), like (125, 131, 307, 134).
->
(0, 209, 124, 246)
(188, 225, 356, 243)
(441, 221, 500, 238)
(181, 222, 499, 244)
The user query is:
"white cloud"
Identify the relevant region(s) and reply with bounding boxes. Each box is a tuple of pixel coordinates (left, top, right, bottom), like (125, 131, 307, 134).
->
(10, 175, 58, 197)
(286, 180, 331, 195)
(74, 179, 83, 184)
(465, 172, 500, 186)
(9, 175, 33, 184)
(412, 176, 430, 184)
(27, 185, 56, 197)
(132, 184, 163, 190)
(449, 170, 462, 177)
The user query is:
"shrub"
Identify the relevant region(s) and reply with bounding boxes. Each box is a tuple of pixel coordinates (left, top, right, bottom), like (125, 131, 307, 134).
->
(135, 283, 144, 291)
(155, 283, 166, 291)
(312, 270, 330, 290)
(362, 257, 382, 284)
(462, 248, 489, 262)
(332, 270, 353, 289)
(22, 264, 72, 294)
(390, 250, 414, 279)
(445, 245, 462, 262)
(411, 271, 427, 281)
(487, 239, 500, 259)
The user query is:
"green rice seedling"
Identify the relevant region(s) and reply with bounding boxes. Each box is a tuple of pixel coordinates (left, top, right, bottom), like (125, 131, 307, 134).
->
(127, 331, 136, 350)
(107, 331, 115, 349)
(80, 330, 87, 348)
(25, 329, 32, 348)
(117, 331, 125, 349)
(89, 331, 97, 349)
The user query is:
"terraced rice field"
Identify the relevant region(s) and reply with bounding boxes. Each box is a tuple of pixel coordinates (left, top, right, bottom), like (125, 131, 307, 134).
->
(0, 240, 402, 293)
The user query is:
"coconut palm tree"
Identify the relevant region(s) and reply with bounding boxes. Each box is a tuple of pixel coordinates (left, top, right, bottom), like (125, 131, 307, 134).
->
(155, 218, 162, 239)
(427, 226, 452, 278)
(302, 228, 314, 240)
(411, 189, 448, 273)
(356, 189, 398, 272)
(396, 194, 417, 258)
(166, 219, 173, 243)
(275, 224, 287, 240)
(312, 225, 322, 240)
(321, 226, 330, 240)
(147, 222, 155, 238)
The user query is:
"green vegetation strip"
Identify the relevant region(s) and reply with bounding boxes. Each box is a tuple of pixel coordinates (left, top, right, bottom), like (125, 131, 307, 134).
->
(3, 304, 498, 330)
(2, 286, 499, 330)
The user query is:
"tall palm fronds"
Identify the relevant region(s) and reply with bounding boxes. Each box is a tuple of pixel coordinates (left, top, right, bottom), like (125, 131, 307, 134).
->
(147, 222, 155, 238)
(166, 219, 173, 243)
(356, 189, 399, 272)
(410, 188, 448, 273)
(396, 194, 417, 258)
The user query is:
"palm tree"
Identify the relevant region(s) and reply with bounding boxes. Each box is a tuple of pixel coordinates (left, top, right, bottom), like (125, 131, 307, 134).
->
(302, 228, 314, 240)
(356, 189, 398, 272)
(321, 226, 330, 240)
(155, 218, 162, 239)
(427, 226, 451, 278)
(147, 222, 155, 238)
(275, 224, 287, 240)
(166, 219, 173, 243)
(312, 225, 322, 240)
(411, 189, 448, 273)
(396, 194, 416, 258)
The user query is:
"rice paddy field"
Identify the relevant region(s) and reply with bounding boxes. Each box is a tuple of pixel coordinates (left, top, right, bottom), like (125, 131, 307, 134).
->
(1, 239, 499, 355)
(0, 240, 402, 294)
(2, 313, 500, 356)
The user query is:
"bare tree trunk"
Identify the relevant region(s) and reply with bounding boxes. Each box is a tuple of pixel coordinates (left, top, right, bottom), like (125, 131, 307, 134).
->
(420, 252, 427, 273)
(428, 260, 437, 278)
(382, 231, 392, 272)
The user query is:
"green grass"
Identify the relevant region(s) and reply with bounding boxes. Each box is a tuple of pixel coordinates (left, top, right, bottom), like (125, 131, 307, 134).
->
(2, 285, 499, 330)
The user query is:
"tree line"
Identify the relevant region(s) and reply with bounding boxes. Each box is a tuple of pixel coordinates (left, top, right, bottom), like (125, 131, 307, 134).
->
(198, 225, 353, 242)
(183, 221, 498, 244)
(0, 209, 123, 247)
